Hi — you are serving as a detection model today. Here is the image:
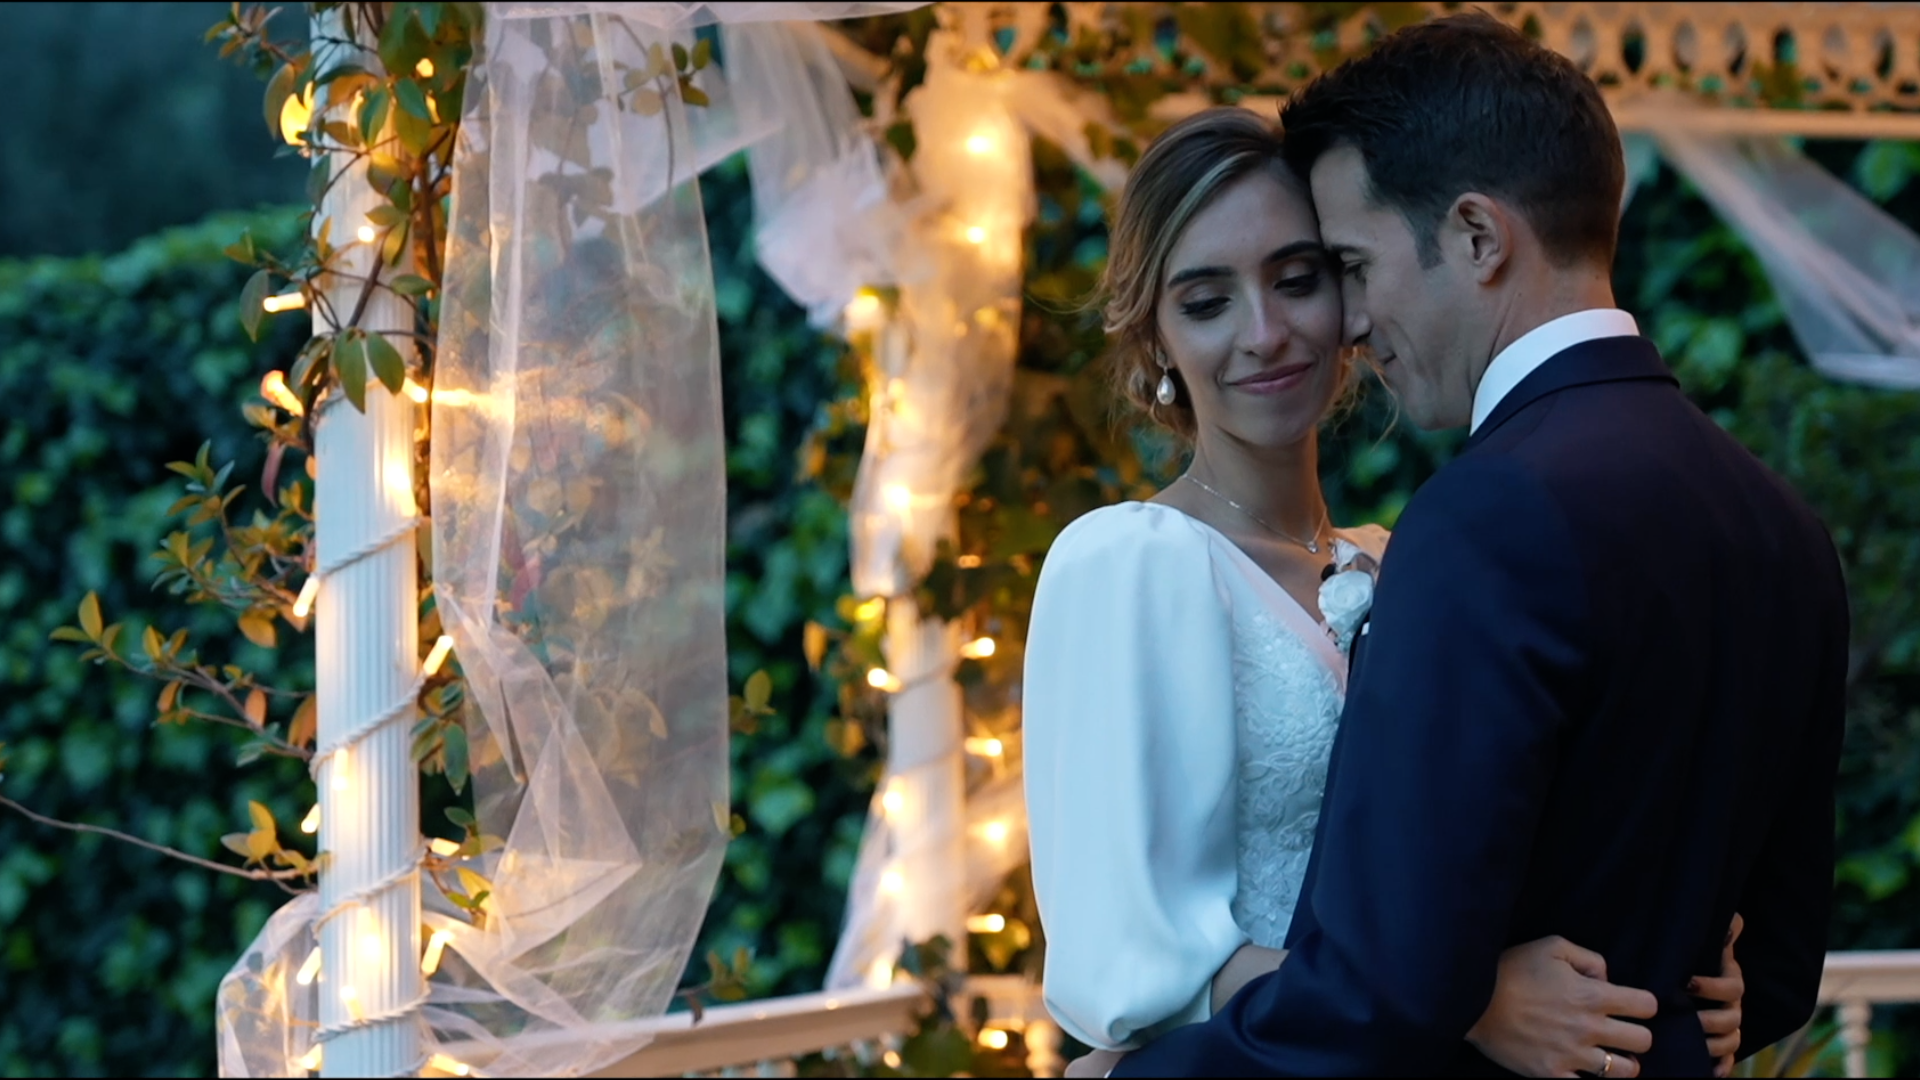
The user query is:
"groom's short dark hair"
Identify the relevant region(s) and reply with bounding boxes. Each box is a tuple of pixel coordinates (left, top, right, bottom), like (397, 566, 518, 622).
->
(1280, 11, 1624, 269)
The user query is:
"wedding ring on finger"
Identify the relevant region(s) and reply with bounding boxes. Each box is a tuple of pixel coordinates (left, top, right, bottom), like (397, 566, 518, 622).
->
(1598, 1050, 1614, 1077)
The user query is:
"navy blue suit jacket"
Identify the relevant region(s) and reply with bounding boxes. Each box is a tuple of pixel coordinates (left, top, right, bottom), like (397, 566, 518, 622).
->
(1112, 337, 1849, 1077)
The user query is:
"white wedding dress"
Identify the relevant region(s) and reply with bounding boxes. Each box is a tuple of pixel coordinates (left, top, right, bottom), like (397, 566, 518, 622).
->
(1022, 501, 1388, 1052)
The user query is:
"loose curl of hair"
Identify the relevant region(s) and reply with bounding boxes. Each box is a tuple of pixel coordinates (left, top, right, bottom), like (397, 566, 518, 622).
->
(1098, 107, 1356, 441)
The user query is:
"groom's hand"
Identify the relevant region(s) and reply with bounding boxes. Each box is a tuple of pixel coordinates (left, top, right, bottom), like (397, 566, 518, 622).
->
(1065, 1049, 1127, 1078)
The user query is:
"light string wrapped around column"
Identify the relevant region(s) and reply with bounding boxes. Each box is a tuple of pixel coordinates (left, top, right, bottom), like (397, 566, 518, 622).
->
(217, 5, 932, 1078)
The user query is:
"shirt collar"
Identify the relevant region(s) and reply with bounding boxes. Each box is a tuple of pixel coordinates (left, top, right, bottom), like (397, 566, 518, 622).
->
(1469, 308, 1641, 433)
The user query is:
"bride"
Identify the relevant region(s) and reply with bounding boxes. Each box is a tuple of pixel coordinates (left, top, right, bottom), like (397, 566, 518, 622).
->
(1021, 107, 1746, 1078)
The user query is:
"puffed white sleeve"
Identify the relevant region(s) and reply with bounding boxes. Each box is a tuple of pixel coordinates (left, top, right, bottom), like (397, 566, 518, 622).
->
(1021, 506, 1246, 1051)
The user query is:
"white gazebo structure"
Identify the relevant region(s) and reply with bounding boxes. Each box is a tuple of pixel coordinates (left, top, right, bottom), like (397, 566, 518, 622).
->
(214, 4, 1920, 1078)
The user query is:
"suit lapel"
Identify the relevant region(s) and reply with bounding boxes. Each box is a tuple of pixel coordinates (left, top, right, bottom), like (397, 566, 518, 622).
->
(1465, 335, 1678, 451)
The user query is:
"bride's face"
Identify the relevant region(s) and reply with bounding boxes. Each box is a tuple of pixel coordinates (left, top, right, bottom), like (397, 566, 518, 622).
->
(1155, 169, 1346, 452)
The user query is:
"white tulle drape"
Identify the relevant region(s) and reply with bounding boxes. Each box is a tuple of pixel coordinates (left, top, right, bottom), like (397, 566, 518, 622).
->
(1631, 119, 1920, 391)
(216, 5, 925, 1078)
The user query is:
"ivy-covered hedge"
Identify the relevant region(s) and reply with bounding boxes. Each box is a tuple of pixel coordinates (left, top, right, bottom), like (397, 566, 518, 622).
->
(0, 208, 314, 1077)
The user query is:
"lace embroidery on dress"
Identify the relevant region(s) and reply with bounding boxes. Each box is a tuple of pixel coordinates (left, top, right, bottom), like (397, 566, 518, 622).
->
(1228, 602, 1345, 948)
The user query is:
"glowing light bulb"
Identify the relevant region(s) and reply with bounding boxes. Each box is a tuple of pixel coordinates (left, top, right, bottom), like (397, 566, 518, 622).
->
(883, 484, 913, 512)
(292, 576, 320, 619)
(428, 1053, 472, 1077)
(300, 804, 320, 834)
(960, 636, 997, 660)
(957, 554, 983, 569)
(422, 929, 453, 976)
(330, 755, 348, 792)
(359, 931, 383, 963)
(979, 1027, 1010, 1050)
(980, 819, 1010, 844)
(853, 598, 885, 623)
(280, 90, 312, 146)
(261, 370, 305, 415)
(340, 985, 364, 1021)
(262, 291, 308, 314)
(415, 58, 436, 79)
(423, 634, 455, 675)
(880, 868, 904, 895)
(967, 913, 1007, 934)
(296, 1045, 323, 1072)
(404, 379, 431, 405)
(429, 837, 462, 857)
(843, 290, 883, 330)
(883, 1050, 903, 1069)
(964, 737, 1004, 758)
(867, 667, 898, 692)
(881, 785, 904, 816)
(295, 946, 322, 986)
(965, 133, 996, 155)
(964, 225, 988, 245)
(357, 224, 378, 244)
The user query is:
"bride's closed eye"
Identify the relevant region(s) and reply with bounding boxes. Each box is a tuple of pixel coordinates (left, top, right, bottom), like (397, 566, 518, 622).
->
(1179, 295, 1230, 319)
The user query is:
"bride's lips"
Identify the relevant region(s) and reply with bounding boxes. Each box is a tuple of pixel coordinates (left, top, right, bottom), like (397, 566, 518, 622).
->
(1229, 362, 1313, 395)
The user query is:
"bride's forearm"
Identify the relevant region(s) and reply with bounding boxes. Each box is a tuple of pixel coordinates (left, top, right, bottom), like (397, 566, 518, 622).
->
(1211, 943, 1288, 1014)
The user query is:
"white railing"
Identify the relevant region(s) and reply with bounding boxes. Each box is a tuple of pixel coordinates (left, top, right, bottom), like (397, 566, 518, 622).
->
(573, 952, 1920, 1079)
(587, 976, 1057, 1078)
(1818, 950, 1920, 1078)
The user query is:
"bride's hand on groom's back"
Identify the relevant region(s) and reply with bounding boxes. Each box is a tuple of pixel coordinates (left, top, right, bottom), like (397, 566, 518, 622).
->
(1466, 935, 1657, 1078)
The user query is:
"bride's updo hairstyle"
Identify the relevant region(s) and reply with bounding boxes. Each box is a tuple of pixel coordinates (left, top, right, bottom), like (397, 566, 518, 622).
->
(1099, 107, 1346, 440)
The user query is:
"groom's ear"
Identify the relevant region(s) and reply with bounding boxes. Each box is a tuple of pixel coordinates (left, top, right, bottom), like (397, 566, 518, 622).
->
(1445, 192, 1513, 285)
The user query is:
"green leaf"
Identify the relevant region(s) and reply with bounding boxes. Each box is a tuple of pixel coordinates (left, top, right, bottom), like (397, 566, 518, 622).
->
(443, 722, 469, 794)
(680, 83, 710, 108)
(78, 593, 103, 641)
(743, 670, 772, 713)
(390, 274, 434, 297)
(692, 36, 712, 70)
(446, 807, 476, 830)
(358, 87, 391, 143)
(240, 269, 271, 341)
(238, 612, 278, 649)
(394, 96, 434, 155)
(221, 833, 252, 858)
(335, 331, 370, 412)
(245, 828, 276, 863)
(366, 333, 408, 396)
(672, 43, 689, 71)
(394, 77, 433, 120)
(48, 627, 91, 644)
(264, 62, 298, 140)
(142, 625, 165, 664)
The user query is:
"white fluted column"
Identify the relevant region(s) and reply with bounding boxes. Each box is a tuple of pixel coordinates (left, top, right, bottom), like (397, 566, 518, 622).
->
(310, 7, 423, 1076)
(883, 597, 967, 957)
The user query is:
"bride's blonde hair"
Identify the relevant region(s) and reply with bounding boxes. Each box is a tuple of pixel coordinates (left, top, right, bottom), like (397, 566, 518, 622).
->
(1098, 107, 1359, 441)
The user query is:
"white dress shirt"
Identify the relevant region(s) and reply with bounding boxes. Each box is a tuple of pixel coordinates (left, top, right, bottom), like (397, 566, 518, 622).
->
(1470, 308, 1641, 433)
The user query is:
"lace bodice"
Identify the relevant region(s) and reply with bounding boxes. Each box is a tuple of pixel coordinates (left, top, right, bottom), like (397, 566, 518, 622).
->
(1228, 602, 1345, 947)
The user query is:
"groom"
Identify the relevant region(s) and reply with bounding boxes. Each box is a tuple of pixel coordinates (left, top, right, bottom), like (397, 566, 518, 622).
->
(1109, 13, 1849, 1078)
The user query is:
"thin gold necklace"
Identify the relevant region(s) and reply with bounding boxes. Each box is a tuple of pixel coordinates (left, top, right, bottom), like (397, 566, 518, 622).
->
(1182, 474, 1329, 555)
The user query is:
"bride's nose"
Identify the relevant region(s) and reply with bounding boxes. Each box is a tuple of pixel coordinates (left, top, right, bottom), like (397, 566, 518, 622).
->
(1240, 294, 1292, 357)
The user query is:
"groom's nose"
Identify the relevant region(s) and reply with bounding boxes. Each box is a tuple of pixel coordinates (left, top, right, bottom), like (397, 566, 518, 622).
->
(1344, 304, 1373, 349)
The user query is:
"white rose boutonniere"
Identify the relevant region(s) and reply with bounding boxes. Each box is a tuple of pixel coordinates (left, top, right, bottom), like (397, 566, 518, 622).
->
(1320, 536, 1382, 656)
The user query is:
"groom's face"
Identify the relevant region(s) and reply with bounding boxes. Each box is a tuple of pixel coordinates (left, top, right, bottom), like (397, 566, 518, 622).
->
(1309, 146, 1477, 430)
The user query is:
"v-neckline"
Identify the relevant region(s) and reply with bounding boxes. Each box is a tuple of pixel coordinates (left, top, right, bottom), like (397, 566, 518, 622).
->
(1132, 502, 1348, 679)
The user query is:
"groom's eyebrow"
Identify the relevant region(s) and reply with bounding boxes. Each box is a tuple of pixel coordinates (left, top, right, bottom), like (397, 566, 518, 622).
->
(1166, 241, 1327, 287)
